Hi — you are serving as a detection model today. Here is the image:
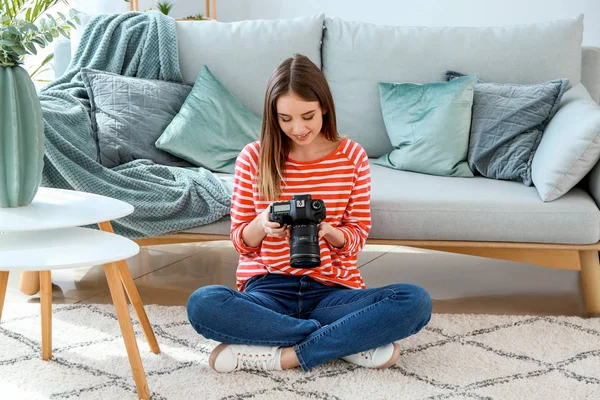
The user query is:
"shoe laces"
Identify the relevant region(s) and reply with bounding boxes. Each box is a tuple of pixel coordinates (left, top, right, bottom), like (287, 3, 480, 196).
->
(357, 348, 376, 360)
(235, 351, 275, 371)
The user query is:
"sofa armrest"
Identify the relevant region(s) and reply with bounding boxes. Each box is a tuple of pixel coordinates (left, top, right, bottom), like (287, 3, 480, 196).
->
(587, 161, 600, 208)
(53, 39, 71, 79)
(582, 46, 600, 105)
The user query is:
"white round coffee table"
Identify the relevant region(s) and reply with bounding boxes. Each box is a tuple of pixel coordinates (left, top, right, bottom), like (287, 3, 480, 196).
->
(0, 187, 134, 231)
(0, 188, 157, 400)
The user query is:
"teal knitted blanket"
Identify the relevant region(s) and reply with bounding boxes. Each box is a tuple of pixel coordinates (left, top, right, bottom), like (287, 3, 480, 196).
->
(40, 11, 231, 239)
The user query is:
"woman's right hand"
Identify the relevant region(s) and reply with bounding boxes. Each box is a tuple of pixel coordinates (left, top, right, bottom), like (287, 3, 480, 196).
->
(259, 207, 290, 238)
(241, 205, 291, 248)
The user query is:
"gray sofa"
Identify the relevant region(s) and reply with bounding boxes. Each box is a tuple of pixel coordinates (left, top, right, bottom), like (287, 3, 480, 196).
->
(54, 14, 600, 316)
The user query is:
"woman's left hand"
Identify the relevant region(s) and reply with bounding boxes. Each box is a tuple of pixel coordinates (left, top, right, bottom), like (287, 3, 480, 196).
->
(318, 222, 346, 249)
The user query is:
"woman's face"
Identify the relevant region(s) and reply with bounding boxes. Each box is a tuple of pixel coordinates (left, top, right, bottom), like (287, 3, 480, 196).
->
(275, 91, 325, 147)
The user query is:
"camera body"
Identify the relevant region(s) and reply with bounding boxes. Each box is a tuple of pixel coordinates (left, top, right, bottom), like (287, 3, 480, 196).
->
(269, 194, 326, 268)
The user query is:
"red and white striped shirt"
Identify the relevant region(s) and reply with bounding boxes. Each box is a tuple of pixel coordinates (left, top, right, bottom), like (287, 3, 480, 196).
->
(230, 137, 372, 292)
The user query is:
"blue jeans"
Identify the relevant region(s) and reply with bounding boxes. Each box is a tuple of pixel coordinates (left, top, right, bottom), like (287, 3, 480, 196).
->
(186, 273, 432, 371)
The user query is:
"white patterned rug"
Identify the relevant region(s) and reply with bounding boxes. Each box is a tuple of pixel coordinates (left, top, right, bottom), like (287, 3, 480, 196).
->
(1, 304, 600, 400)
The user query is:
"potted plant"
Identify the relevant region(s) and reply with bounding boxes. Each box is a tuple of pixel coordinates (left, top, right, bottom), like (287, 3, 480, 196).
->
(181, 13, 205, 21)
(156, 1, 173, 16)
(0, 0, 80, 207)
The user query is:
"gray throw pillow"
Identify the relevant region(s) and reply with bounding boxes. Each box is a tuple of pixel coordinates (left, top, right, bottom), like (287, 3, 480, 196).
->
(81, 68, 194, 168)
(446, 71, 568, 185)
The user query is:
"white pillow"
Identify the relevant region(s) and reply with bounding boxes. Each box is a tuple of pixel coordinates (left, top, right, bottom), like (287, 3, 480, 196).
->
(532, 84, 600, 201)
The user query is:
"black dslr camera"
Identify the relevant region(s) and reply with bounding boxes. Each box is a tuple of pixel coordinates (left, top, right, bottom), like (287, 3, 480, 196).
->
(269, 194, 326, 268)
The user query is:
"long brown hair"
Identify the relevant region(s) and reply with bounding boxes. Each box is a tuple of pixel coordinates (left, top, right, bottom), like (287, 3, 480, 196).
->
(258, 54, 339, 201)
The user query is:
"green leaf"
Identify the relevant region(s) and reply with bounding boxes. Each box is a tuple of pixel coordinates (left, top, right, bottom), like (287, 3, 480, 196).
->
(33, 1, 43, 22)
(40, 52, 53, 66)
(24, 41, 37, 55)
(60, 22, 71, 33)
(29, 52, 53, 78)
(57, 12, 66, 21)
(30, 67, 52, 79)
(44, 31, 52, 41)
(46, 14, 57, 27)
(10, 44, 26, 55)
(31, 37, 46, 47)
(56, 26, 67, 37)
(22, 22, 38, 32)
(8, 26, 20, 35)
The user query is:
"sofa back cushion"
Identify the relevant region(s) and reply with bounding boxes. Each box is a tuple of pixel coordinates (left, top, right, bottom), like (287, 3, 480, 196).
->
(582, 46, 600, 105)
(322, 16, 584, 158)
(175, 14, 325, 117)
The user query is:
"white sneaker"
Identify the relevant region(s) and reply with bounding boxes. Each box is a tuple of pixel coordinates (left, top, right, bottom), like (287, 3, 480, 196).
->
(209, 343, 283, 373)
(342, 342, 400, 369)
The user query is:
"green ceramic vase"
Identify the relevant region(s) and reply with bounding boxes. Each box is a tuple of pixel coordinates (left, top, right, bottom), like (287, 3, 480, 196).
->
(0, 66, 45, 208)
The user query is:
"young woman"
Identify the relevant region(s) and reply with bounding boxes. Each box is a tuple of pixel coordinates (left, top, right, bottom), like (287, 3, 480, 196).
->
(187, 54, 432, 373)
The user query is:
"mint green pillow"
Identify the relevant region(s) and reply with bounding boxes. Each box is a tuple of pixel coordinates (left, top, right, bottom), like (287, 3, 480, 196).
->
(156, 65, 262, 173)
(374, 74, 478, 177)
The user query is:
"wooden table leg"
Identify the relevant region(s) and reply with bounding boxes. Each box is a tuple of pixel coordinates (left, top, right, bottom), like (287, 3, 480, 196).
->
(0, 271, 8, 322)
(98, 221, 160, 354)
(104, 261, 150, 400)
(117, 260, 160, 354)
(40, 270, 52, 360)
(20, 271, 40, 295)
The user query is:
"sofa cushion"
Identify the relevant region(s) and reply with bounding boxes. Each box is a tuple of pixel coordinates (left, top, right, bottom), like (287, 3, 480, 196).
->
(175, 14, 325, 117)
(185, 163, 600, 244)
(322, 16, 584, 158)
(156, 65, 261, 173)
(446, 71, 568, 185)
(368, 164, 600, 244)
(80, 68, 194, 168)
(532, 84, 600, 202)
(374, 75, 477, 177)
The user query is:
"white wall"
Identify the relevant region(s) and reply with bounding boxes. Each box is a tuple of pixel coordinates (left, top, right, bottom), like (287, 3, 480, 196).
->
(186, 0, 600, 46)
(73, 1, 599, 46)
(136, 0, 247, 19)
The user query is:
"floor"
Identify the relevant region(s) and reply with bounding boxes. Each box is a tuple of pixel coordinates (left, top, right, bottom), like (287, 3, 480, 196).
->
(3, 241, 587, 316)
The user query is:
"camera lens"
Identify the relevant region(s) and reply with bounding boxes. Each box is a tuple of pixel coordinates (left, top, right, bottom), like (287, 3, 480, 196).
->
(289, 223, 321, 268)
